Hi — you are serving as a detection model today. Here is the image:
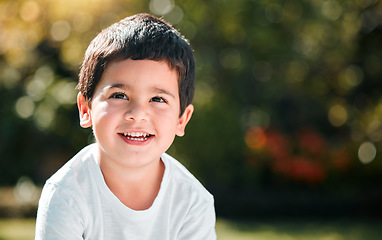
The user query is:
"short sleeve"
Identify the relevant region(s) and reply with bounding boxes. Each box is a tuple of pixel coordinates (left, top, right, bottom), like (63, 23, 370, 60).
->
(177, 198, 217, 240)
(35, 182, 85, 240)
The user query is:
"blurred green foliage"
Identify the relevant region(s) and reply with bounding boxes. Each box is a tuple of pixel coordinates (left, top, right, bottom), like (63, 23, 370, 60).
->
(1, 0, 382, 218)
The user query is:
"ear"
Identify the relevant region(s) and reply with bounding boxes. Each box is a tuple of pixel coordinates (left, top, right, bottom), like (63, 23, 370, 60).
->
(77, 92, 92, 128)
(176, 104, 194, 137)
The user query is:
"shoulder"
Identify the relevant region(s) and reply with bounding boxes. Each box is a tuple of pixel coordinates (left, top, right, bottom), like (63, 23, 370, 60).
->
(161, 153, 216, 239)
(46, 144, 97, 188)
(36, 144, 104, 238)
(40, 144, 98, 206)
(37, 144, 98, 231)
(161, 153, 214, 204)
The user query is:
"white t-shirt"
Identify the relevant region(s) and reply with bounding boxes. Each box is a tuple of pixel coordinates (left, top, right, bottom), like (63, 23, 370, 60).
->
(35, 144, 216, 240)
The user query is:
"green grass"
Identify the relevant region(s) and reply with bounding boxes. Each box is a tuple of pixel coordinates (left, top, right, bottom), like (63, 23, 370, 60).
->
(0, 218, 381, 239)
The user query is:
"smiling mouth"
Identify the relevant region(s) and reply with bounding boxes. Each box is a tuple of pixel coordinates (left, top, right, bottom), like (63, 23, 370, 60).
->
(120, 132, 153, 142)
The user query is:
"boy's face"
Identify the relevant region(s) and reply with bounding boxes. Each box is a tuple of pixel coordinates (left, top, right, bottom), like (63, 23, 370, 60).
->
(77, 59, 193, 168)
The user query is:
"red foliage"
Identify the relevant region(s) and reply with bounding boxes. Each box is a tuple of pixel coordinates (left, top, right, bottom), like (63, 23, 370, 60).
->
(297, 128, 327, 154)
(264, 130, 291, 158)
(272, 156, 326, 184)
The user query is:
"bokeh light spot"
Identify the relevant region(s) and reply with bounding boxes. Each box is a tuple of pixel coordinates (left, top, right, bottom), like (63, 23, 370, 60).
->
(61, 38, 85, 68)
(328, 104, 348, 127)
(367, 120, 382, 142)
(15, 96, 35, 119)
(150, 0, 175, 16)
(164, 5, 184, 25)
(52, 81, 77, 105)
(242, 108, 270, 129)
(26, 78, 46, 101)
(5, 47, 27, 68)
(1, 67, 21, 89)
(358, 141, 376, 164)
(245, 127, 267, 149)
(338, 65, 363, 91)
(194, 81, 214, 107)
(50, 21, 71, 41)
(20, 0, 41, 22)
(34, 65, 54, 86)
(14, 176, 39, 204)
(322, 0, 343, 20)
(34, 104, 55, 130)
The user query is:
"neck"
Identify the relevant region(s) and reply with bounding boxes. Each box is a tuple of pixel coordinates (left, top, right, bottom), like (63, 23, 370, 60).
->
(98, 154, 165, 210)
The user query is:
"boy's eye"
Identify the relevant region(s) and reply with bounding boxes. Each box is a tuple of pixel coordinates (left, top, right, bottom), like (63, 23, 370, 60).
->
(111, 92, 128, 100)
(150, 96, 167, 103)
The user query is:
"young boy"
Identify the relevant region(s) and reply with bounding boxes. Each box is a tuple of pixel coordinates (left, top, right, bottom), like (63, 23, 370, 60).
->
(35, 13, 216, 239)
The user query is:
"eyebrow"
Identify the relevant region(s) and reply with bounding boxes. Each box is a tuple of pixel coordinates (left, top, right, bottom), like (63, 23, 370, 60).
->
(105, 83, 176, 99)
(152, 87, 176, 99)
(107, 83, 128, 90)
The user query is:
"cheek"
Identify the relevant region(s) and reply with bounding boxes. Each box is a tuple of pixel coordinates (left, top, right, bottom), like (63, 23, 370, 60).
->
(153, 101, 180, 116)
(91, 102, 119, 123)
(153, 107, 178, 120)
(154, 112, 180, 133)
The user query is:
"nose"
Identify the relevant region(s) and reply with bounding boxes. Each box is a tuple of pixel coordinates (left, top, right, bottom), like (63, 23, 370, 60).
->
(124, 101, 148, 122)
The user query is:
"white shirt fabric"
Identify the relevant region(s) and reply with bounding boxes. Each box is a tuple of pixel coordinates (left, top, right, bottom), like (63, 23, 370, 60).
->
(35, 144, 216, 240)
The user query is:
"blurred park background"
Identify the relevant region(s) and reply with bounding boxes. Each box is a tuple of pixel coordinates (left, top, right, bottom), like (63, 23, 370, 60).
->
(1, 0, 382, 238)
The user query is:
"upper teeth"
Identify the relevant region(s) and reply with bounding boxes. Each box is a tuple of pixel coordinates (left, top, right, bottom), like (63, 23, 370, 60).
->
(123, 132, 149, 137)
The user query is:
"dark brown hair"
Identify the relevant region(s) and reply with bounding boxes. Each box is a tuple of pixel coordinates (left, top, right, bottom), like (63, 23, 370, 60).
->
(77, 13, 195, 115)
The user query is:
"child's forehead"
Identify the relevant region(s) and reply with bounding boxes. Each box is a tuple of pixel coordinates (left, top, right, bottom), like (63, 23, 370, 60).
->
(96, 59, 180, 92)
(104, 58, 177, 76)
(104, 59, 177, 78)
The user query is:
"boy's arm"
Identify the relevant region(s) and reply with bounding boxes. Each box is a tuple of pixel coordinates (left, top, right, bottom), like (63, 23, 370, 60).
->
(35, 183, 85, 240)
(177, 198, 217, 240)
